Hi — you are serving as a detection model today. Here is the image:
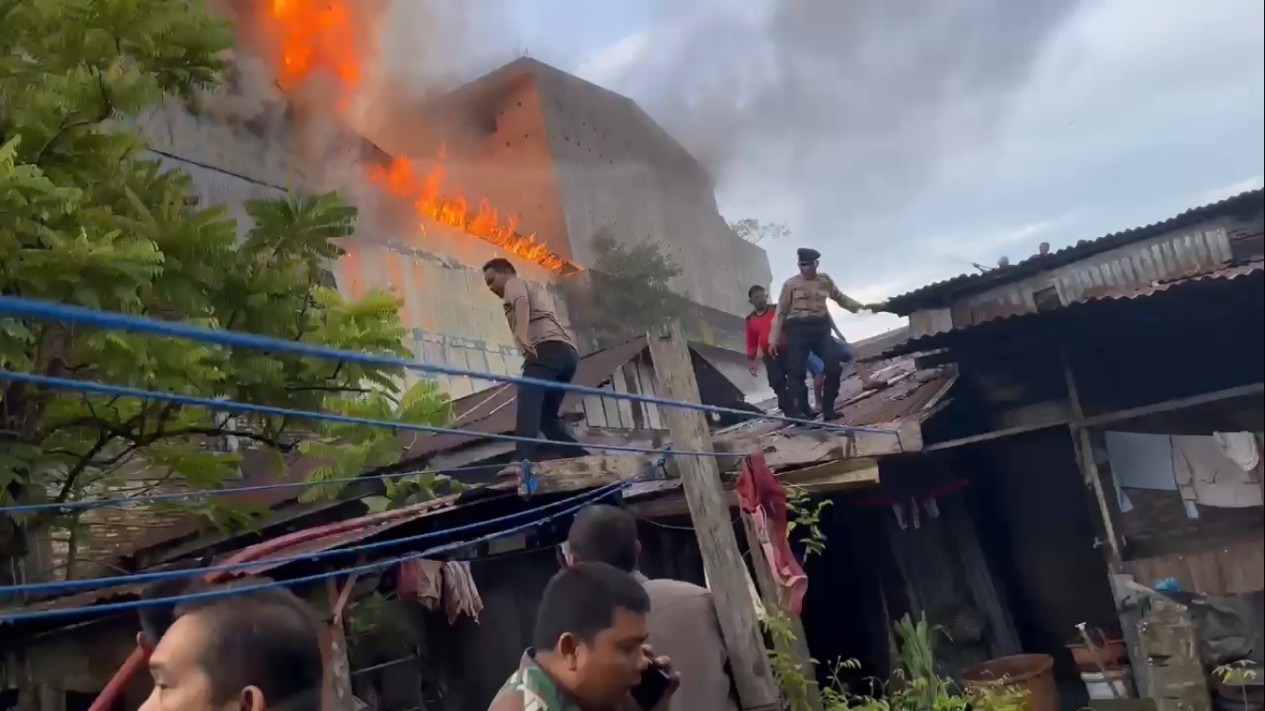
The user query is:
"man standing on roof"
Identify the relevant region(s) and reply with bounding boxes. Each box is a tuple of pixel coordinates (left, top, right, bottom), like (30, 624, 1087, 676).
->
(745, 284, 793, 415)
(770, 248, 882, 420)
(484, 258, 586, 469)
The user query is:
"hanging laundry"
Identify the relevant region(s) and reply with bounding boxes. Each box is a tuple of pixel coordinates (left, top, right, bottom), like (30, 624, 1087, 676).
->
(735, 453, 808, 617)
(397, 559, 445, 612)
(1214, 432, 1261, 472)
(1104, 431, 1179, 512)
(441, 560, 484, 624)
(1172, 435, 1264, 513)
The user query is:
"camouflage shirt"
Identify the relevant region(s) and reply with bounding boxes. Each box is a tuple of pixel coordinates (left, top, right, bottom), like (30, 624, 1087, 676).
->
(489, 650, 638, 711)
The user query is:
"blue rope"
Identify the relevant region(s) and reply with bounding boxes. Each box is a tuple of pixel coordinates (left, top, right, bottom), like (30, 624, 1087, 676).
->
(0, 369, 723, 460)
(0, 461, 499, 515)
(0, 479, 632, 623)
(0, 479, 626, 595)
(0, 296, 896, 435)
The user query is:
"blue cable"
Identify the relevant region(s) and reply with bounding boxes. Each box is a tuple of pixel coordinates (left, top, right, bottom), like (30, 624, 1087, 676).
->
(0, 479, 626, 595)
(0, 296, 896, 435)
(0, 478, 632, 623)
(0, 461, 500, 515)
(0, 369, 723, 460)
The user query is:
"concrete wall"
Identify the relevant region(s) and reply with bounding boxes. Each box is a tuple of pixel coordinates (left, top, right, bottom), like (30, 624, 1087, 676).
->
(529, 66, 770, 318)
(135, 101, 567, 400)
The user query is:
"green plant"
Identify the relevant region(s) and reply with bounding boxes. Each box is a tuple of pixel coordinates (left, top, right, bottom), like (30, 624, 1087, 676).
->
(767, 611, 1029, 711)
(785, 484, 832, 559)
(0, 0, 453, 578)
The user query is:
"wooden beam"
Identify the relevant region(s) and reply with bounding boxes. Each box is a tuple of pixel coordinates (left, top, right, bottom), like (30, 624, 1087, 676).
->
(1080, 382, 1265, 428)
(741, 513, 823, 711)
(627, 460, 880, 518)
(647, 321, 781, 710)
(923, 382, 1265, 453)
(1061, 350, 1149, 695)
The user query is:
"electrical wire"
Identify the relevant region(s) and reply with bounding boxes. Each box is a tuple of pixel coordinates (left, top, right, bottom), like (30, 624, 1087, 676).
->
(0, 461, 500, 515)
(0, 369, 724, 461)
(0, 476, 634, 624)
(0, 296, 897, 435)
(0, 478, 627, 595)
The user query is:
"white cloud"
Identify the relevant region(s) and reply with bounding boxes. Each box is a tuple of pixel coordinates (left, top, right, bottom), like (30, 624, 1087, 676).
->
(574, 30, 654, 85)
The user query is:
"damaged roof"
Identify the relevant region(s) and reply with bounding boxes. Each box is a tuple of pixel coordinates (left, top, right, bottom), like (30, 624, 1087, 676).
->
(885, 189, 1264, 314)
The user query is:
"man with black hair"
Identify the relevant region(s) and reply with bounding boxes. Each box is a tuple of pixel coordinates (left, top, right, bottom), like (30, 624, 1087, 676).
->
(483, 257, 586, 469)
(491, 562, 679, 711)
(139, 585, 322, 711)
(745, 284, 793, 416)
(769, 247, 880, 420)
(563, 505, 738, 711)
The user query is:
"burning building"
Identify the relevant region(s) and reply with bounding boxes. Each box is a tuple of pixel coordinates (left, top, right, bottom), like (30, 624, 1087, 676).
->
(136, 4, 770, 398)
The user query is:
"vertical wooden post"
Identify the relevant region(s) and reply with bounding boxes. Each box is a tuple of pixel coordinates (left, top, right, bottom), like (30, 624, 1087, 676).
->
(647, 321, 781, 711)
(323, 573, 359, 711)
(1061, 350, 1149, 694)
(741, 513, 823, 711)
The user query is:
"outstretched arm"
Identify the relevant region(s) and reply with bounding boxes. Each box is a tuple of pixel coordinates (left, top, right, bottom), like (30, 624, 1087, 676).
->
(825, 274, 864, 313)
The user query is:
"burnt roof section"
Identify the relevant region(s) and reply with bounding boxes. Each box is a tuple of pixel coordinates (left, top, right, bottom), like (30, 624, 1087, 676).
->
(885, 189, 1264, 314)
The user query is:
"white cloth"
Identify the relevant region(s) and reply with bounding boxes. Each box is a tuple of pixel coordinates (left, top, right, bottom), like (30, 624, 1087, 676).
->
(1214, 432, 1261, 472)
(1171, 435, 1264, 515)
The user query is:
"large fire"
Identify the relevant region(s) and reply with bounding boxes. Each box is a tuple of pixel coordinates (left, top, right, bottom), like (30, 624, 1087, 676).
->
(260, 0, 575, 273)
(367, 154, 577, 274)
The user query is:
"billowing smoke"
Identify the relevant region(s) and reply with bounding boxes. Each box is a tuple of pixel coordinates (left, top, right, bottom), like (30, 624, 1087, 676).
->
(584, 0, 1083, 254)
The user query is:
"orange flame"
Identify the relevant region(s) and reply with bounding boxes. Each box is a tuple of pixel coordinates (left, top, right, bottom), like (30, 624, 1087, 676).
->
(266, 0, 364, 104)
(367, 155, 576, 274)
(260, 1, 573, 273)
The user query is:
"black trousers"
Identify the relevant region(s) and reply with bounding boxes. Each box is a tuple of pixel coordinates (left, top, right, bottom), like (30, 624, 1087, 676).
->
(763, 354, 793, 415)
(785, 316, 843, 419)
(516, 341, 585, 461)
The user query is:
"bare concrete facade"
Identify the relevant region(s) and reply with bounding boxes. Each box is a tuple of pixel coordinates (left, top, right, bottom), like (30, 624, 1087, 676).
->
(366, 58, 772, 320)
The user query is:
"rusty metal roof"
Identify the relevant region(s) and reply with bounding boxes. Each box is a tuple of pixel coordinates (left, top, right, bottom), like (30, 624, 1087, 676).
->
(9, 491, 476, 618)
(886, 189, 1264, 313)
(887, 261, 1263, 356)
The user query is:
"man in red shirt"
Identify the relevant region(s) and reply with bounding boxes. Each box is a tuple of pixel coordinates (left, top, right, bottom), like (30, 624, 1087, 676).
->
(745, 285, 793, 415)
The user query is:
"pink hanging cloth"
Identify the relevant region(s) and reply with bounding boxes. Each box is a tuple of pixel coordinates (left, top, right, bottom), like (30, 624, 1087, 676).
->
(735, 452, 808, 616)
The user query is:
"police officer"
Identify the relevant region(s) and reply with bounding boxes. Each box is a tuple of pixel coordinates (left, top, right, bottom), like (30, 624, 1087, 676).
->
(769, 248, 877, 420)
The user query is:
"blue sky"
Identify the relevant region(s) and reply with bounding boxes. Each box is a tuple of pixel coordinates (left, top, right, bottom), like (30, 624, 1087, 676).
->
(378, 0, 1264, 340)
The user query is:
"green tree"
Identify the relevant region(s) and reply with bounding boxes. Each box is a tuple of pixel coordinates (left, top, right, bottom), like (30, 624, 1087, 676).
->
(729, 218, 790, 245)
(0, 0, 450, 581)
(588, 232, 684, 338)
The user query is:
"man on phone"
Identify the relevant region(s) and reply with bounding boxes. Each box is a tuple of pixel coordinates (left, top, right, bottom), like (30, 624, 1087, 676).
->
(490, 562, 679, 711)
(562, 505, 738, 711)
(484, 258, 586, 473)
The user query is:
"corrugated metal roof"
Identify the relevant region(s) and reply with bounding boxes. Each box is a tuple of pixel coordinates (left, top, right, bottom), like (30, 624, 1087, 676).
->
(886, 189, 1264, 313)
(887, 261, 1263, 355)
(11, 491, 475, 617)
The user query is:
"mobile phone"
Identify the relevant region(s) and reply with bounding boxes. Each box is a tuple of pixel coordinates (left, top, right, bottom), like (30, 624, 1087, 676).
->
(629, 662, 672, 710)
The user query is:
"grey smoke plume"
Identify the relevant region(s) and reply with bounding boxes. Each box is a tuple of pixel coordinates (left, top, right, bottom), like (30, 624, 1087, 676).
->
(590, 0, 1083, 238)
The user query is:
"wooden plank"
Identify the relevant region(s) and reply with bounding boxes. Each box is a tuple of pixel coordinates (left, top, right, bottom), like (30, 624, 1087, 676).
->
(714, 420, 918, 471)
(1062, 350, 1147, 695)
(647, 321, 781, 711)
(922, 382, 1265, 453)
(939, 494, 1022, 657)
(741, 512, 823, 711)
(627, 461, 880, 518)
(1080, 382, 1265, 428)
(520, 454, 647, 494)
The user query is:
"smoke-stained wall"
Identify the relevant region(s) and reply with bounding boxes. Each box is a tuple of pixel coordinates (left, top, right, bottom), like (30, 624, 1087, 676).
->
(134, 101, 560, 399)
